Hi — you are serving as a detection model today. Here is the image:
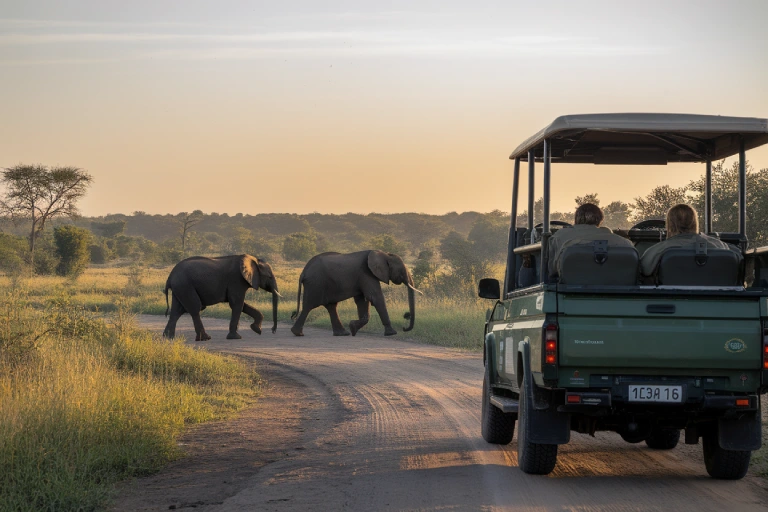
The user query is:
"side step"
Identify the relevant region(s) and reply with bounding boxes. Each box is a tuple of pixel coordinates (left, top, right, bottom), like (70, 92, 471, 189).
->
(490, 394, 519, 414)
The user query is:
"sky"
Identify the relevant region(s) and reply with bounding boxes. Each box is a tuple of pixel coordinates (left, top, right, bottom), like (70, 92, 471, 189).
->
(1, 0, 767, 217)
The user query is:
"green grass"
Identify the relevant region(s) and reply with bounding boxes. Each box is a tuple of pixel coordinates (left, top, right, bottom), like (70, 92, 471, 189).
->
(0, 285, 259, 511)
(1, 264, 491, 351)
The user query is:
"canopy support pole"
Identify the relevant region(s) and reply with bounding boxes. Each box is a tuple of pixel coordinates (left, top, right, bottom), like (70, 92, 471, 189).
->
(503, 157, 521, 296)
(541, 139, 551, 284)
(704, 159, 712, 233)
(527, 151, 535, 242)
(738, 140, 747, 237)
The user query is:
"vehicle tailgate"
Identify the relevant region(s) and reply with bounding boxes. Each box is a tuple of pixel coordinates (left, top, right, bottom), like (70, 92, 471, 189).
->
(557, 295, 762, 369)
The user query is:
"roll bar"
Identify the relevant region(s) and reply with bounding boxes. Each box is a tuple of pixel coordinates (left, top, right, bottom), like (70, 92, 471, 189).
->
(503, 137, 752, 298)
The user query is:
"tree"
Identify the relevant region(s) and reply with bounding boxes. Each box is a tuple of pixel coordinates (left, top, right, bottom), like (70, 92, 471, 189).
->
(177, 210, 204, 257)
(603, 200, 632, 229)
(575, 193, 600, 207)
(688, 160, 768, 246)
(91, 220, 125, 238)
(631, 185, 689, 222)
(369, 233, 408, 256)
(439, 231, 488, 285)
(54, 225, 91, 277)
(282, 232, 317, 261)
(467, 210, 508, 262)
(0, 164, 92, 268)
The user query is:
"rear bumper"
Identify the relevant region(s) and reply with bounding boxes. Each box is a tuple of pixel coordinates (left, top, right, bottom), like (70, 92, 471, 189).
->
(558, 390, 759, 414)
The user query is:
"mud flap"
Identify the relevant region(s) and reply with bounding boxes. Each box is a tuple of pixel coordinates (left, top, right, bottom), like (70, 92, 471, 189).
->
(519, 341, 570, 445)
(719, 411, 762, 451)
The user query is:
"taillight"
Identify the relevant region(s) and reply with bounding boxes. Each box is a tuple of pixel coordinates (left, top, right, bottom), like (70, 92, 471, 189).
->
(736, 398, 750, 407)
(763, 327, 768, 370)
(545, 323, 557, 365)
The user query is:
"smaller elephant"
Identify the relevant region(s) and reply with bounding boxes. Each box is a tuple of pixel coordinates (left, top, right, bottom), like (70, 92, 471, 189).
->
(290, 250, 421, 337)
(163, 254, 281, 341)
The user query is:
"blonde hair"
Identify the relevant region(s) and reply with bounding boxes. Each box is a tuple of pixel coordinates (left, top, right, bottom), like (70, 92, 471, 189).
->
(666, 204, 698, 237)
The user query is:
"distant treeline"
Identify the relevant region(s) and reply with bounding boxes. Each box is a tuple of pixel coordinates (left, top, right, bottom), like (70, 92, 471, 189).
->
(0, 160, 765, 291)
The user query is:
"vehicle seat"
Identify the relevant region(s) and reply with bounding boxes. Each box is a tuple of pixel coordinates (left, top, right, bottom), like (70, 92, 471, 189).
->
(656, 243, 743, 286)
(558, 241, 639, 286)
(708, 232, 748, 252)
(628, 228, 665, 257)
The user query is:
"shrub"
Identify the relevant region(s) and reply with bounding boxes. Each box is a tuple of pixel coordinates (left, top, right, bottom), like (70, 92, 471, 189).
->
(369, 233, 408, 256)
(282, 232, 317, 261)
(54, 225, 92, 277)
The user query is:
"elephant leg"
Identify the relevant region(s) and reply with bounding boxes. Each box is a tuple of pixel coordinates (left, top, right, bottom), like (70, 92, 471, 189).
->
(182, 293, 210, 341)
(226, 295, 245, 340)
(370, 294, 396, 336)
(243, 302, 264, 335)
(325, 302, 350, 336)
(163, 296, 186, 339)
(291, 306, 312, 336)
(349, 295, 370, 336)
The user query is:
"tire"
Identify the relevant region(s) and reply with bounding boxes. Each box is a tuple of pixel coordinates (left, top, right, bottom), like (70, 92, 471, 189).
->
(517, 374, 558, 475)
(645, 429, 680, 450)
(481, 363, 515, 444)
(702, 431, 751, 480)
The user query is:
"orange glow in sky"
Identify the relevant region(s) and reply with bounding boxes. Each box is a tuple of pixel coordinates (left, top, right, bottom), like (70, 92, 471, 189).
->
(1, 1, 767, 216)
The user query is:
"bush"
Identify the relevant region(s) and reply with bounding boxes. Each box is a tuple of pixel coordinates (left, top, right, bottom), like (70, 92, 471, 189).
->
(0, 233, 28, 276)
(282, 232, 317, 261)
(54, 225, 92, 277)
(32, 233, 60, 276)
(369, 233, 408, 256)
(89, 241, 115, 264)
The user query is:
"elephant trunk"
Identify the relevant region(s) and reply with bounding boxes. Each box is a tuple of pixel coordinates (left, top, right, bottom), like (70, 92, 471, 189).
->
(271, 289, 279, 334)
(403, 272, 416, 332)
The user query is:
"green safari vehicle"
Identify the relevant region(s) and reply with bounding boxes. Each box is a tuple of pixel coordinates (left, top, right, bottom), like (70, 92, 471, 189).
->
(478, 113, 768, 479)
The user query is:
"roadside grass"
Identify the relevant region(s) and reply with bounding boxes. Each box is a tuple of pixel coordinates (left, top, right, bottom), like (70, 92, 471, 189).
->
(2, 263, 767, 486)
(0, 285, 259, 511)
(0, 264, 491, 350)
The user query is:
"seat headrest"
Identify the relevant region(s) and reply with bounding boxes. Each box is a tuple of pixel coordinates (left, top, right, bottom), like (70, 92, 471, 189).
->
(657, 247, 743, 286)
(558, 241, 639, 286)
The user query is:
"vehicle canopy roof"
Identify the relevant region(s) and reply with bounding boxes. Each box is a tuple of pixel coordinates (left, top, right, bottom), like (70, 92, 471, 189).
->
(509, 113, 768, 164)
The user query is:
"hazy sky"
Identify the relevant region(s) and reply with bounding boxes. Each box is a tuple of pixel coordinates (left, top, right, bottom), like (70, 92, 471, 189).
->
(1, 0, 767, 217)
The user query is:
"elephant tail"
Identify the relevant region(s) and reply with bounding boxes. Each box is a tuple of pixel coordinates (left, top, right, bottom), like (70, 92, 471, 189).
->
(164, 280, 171, 317)
(290, 273, 303, 321)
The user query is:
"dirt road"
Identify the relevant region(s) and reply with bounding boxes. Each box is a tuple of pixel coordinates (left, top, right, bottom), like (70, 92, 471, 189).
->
(114, 315, 768, 511)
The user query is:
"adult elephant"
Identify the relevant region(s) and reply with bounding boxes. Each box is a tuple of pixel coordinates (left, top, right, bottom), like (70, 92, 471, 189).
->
(290, 250, 420, 337)
(163, 254, 281, 341)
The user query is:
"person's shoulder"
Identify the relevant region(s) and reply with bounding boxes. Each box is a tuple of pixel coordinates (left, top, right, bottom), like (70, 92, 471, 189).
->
(698, 233, 730, 248)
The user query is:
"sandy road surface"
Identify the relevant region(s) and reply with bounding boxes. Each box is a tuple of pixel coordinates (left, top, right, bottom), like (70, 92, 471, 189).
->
(114, 315, 768, 511)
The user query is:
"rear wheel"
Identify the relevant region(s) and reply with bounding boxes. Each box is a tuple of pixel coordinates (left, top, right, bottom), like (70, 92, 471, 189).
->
(517, 375, 558, 475)
(645, 429, 680, 450)
(481, 363, 515, 444)
(702, 430, 751, 480)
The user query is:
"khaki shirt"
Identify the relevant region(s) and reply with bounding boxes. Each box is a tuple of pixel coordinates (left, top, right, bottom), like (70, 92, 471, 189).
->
(639, 233, 740, 276)
(547, 224, 633, 278)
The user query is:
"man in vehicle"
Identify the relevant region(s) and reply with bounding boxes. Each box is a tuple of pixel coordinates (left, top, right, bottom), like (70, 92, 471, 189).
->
(640, 203, 741, 278)
(547, 203, 634, 279)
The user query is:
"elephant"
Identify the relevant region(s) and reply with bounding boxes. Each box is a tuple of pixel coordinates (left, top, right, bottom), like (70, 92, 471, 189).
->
(290, 250, 421, 337)
(163, 254, 281, 341)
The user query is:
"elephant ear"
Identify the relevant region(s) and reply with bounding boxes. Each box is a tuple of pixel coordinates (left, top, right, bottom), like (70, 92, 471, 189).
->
(368, 250, 390, 284)
(240, 255, 259, 288)
(256, 259, 273, 279)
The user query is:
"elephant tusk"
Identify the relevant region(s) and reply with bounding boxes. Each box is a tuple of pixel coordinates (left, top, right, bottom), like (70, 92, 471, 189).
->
(273, 291, 284, 298)
(406, 283, 424, 295)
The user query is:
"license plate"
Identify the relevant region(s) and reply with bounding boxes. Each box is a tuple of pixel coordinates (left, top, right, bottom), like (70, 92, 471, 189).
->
(628, 385, 682, 403)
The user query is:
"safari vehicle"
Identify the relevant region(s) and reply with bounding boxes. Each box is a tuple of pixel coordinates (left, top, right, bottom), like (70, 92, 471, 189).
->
(478, 113, 768, 479)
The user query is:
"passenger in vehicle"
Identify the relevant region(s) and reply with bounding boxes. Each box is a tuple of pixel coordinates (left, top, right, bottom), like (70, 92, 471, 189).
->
(547, 203, 634, 279)
(639, 204, 740, 277)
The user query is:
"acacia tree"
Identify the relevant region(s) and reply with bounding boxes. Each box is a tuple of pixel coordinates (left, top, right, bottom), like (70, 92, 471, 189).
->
(0, 165, 93, 266)
(177, 210, 204, 256)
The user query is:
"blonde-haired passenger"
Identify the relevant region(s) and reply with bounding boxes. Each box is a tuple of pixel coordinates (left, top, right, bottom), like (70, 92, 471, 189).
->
(639, 204, 741, 278)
